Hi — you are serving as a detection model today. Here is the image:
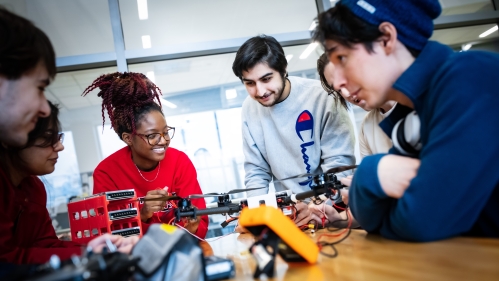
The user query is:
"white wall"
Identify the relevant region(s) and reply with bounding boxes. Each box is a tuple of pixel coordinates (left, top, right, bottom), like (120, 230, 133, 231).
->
(59, 105, 105, 173)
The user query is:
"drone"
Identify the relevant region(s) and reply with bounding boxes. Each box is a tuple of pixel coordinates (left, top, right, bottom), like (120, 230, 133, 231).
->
(136, 165, 357, 227)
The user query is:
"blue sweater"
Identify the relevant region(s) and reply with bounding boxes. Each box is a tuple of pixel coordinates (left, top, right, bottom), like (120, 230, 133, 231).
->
(349, 41, 499, 241)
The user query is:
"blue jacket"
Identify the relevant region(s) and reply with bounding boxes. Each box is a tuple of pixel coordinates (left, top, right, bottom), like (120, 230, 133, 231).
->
(350, 41, 499, 241)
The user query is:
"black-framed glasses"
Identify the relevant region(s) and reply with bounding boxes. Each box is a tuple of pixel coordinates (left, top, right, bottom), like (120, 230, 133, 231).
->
(34, 131, 64, 148)
(137, 126, 175, 146)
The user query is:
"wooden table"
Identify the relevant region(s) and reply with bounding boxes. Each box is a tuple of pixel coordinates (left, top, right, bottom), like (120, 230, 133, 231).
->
(206, 229, 499, 281)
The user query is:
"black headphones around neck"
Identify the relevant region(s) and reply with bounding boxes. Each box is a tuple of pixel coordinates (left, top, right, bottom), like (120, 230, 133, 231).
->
(391, 110, 422, 156)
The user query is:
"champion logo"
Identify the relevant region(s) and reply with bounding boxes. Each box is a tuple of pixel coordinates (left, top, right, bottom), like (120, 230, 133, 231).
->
(295, 110, 315, 187)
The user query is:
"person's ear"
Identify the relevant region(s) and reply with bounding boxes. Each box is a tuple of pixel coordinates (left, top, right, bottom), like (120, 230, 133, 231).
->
(122, 132, 133, 146)
(378, 22, 398, 55)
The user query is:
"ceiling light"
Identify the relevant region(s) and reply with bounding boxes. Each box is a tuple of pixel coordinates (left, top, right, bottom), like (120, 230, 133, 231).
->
(146, 71, 155, 83)
(286, 54, 293, 62)
(308, 21, 317, 31)
(299, 42, 318, 59)
(479, 25, 498, 38)
(461, 43, 472, 51)
(225, 89, 237, 100)
(142, 35, 151, 49)
(161, 98, 177, 109)
(137, 0, 148, 20)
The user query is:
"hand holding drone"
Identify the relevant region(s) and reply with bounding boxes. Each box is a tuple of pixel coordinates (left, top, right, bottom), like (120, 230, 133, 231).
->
(148, 165, 358, 228)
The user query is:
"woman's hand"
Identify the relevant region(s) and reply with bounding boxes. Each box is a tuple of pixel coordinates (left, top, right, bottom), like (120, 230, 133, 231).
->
(339, 175, 353, 205)
(308, 202, 342, 225)
(294, 201, 312, 226)
(340, 175, 353, 187)
(182, 216, 201, 234)
(140, 189, 168, 221)
(88, 234, 140, 254)
(340, 189, 349, 205)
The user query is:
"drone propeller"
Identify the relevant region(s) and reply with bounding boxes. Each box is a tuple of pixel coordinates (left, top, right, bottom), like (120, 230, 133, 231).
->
(274, 164, 358, 183)
(188, 187, 266, 199)
(324, 164, 358, 174)
(137, 195, 183, 202)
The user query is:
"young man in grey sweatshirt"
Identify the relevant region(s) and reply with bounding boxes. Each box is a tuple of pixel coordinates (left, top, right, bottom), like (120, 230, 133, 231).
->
(232, 35, 356, 226)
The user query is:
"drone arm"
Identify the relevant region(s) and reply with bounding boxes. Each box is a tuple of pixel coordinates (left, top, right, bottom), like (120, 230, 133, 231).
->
(175, 205, 242, 221)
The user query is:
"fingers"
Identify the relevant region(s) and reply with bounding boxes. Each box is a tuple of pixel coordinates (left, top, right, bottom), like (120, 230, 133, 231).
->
(91, 244, 106, 253)
(310, 213, 323, 225)
(145, 205, 165, 212)
(293, 201, 315, 226)
(295, 202, 308, 211)
(307, 203, 324, 217)
(340, 176, 353, 187)
(340, 189, 349, 205)
(117, 244, 134, 255)
(88, 234, 124, 253)
(87, 233, 115, 248)
(146, 189, 168, 196)
(235, 225, 248, 233)
(295, 213, 312, 226)
(378, 155, 421, 198)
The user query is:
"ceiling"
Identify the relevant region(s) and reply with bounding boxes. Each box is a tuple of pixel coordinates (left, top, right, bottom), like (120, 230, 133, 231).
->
(46, 44, 324, 109)
(2, 0, 496, 110)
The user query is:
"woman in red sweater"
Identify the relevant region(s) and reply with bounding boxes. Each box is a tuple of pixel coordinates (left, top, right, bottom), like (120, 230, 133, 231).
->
(84, 72, 208, 238)
(0, 101, 138, 264)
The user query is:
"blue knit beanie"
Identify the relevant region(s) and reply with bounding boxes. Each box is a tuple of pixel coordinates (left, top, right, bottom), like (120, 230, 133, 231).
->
(339, 0, 442, 51)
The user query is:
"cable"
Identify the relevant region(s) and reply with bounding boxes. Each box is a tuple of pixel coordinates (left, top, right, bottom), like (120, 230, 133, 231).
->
(316, 207, 353, 258)
(173, 221, 238, 243)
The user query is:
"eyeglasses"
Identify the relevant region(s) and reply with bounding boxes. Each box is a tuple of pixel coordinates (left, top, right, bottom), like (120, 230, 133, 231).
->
(137, 126, 175, 146)
(34, 131, 64, 148)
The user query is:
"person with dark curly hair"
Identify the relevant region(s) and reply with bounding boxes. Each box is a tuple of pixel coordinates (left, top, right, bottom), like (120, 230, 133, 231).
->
(84, 72, 208, 237)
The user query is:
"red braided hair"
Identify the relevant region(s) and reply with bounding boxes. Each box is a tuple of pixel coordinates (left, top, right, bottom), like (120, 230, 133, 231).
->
(82, 72, 163, 138)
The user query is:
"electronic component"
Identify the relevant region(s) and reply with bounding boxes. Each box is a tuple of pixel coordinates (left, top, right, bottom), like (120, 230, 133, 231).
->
(239, 206, 319, 278)
(68, 190, 142, 243)
(205, 256, 235, 281)
(108, 208, 138, 220)
(111, 226, 141, 237)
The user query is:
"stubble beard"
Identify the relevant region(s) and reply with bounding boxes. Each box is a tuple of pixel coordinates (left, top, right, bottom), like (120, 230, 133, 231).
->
(259, 76, 286, 108)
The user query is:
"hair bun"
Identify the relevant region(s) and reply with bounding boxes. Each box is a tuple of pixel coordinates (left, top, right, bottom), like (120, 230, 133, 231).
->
(82, 72, 163, 135)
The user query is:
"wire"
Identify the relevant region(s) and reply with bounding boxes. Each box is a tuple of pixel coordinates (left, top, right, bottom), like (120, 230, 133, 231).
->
(333, 203, 346, 211)
(173, 221, 238, 243)
(168, 217, 175, 225)
(316, 207, 353, 258)
(290, 205, 297, 221)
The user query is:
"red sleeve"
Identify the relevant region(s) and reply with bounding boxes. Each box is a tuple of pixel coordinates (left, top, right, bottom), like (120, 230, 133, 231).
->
(93, 166, 156, 235)
(0, 175, 83, 264)
(170, 152, 208, 239)
(92, 166, 119, 194)
(23, 208, 83, 264)
(26, 177, 84, 264)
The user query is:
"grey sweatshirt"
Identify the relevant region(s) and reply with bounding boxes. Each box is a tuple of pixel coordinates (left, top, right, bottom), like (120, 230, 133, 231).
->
(242, 76, 356, 197)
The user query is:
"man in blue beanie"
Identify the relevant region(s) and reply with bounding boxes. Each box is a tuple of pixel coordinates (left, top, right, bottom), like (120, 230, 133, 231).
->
(312, 0, 499, 241)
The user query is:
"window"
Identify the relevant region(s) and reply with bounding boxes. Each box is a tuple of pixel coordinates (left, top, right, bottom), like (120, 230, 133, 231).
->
(96, 125, 127, 159)
(41, 131, 82, 213)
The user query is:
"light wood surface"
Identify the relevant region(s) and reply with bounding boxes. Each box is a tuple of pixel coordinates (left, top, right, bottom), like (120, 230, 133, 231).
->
(207, 229, 499, 281)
